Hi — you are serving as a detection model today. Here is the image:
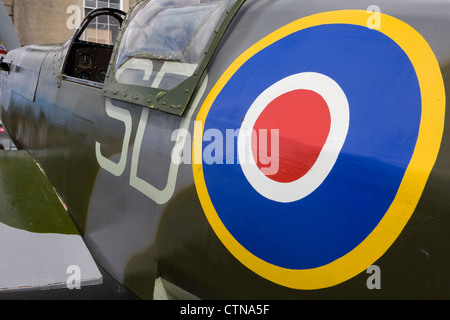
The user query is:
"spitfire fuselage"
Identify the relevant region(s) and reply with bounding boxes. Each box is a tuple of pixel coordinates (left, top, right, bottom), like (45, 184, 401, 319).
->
(1, 0, 450, 299)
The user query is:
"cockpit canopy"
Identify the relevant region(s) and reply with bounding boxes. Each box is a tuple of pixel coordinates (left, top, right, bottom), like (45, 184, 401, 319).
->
(117, 0, 230, 65)
(103, 0, 245, 115)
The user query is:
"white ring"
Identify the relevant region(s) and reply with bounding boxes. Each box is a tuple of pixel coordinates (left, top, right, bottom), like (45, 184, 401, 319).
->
(237, 72, 350, 203)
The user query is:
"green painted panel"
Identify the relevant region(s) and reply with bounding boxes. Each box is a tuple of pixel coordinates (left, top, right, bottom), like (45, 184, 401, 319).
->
(0, 150, 79, 235)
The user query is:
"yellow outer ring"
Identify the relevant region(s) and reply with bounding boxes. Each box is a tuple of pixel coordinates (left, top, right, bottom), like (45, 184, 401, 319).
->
(192, 10, 446, 289)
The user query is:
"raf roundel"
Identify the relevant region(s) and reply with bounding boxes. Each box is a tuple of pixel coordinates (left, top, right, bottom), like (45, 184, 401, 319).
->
(193, 10, 445, 289)
(238, 72, 349, 203)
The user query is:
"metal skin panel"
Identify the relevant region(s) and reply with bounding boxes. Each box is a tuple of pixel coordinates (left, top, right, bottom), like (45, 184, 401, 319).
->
(7, 45, 56, 102)
(0, 0, 449, 299)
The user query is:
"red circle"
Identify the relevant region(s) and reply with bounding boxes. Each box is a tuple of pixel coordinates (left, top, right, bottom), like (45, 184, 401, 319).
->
(252, 89, 331, 183)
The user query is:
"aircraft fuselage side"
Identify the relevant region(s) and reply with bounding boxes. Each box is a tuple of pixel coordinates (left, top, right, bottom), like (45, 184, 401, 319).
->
(1, 0, 449, 299)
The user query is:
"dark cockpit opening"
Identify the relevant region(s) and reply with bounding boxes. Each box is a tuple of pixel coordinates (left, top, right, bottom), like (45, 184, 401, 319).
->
(62, 8, 125, 84)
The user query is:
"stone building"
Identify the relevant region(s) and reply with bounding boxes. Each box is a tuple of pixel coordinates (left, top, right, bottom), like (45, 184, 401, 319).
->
(2, 0, 139, 47)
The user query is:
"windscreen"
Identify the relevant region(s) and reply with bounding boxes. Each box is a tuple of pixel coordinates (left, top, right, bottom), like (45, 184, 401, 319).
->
(114, 0, 234, 90)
